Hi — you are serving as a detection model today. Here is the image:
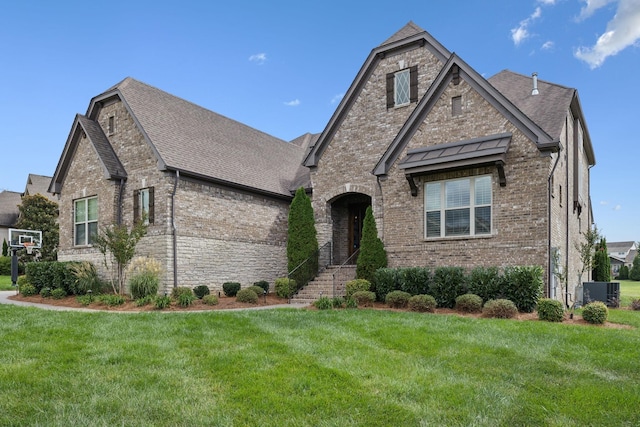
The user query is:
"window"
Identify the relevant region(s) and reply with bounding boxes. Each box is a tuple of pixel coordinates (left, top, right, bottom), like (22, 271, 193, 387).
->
(74, 196, 98, 246)
(425, 176, 492, 238)
(108, 115, 115, 135)
(386, 66, 418, 108)
(134, 187, 154, 224)
(452, 96, 462, 116)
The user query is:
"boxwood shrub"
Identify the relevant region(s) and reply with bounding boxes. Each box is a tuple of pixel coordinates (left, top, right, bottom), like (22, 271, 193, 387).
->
(248, 285, 266, 298)
(253, 280, 270, 294)
(483, 299, 518, 319)
(193, 285, 210, 299)
(537, 298, 564, 322)
(455, 293, 483, 313)
(351, 290, 376, 307)
(408, 294, 437, 313)
(385, 290, 411, 308)
(582, 301, 608, 324)
(222, 282, 241, 297)
(236, 288, 258, 304)
(345, 279, 371, 297)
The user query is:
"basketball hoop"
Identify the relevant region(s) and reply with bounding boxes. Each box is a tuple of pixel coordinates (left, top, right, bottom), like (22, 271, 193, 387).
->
(23, 242, 34, 255)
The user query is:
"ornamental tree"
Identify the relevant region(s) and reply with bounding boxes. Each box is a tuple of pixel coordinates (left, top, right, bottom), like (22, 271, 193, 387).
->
(15, 194, 59, 261)
(287, 187, 318, 290)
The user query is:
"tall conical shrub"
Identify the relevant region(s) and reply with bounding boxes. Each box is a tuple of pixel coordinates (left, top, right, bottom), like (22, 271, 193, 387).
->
(356, 206, 387, 282)
(593, 238, 611, 282)
(287, 187, 318, 289)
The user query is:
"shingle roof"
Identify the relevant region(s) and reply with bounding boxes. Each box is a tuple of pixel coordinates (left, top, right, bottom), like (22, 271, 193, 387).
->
(0, 190, 22, 227)
(379, 21, 425, 46)
(24, 174, 55, 201)
(76, 115, 127, 179)
(105, 78, 308, 198)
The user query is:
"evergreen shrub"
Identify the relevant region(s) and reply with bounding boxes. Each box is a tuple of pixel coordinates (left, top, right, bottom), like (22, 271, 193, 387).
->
(20, 283, 37, 297)
(51, 288, 67, 299)
(483, 299, 518, 319)
(253, 280, 270, 294)
(222, 282, 241, 297)
(345, 279, 370, 297)
(385, 290, 411, 308)
(248, 285, 266, 297)
(371, 268, 399, 302)
(537, 298, 564, 322)
(351, 291, 376, 307)
(275, 278, 295, 299)
(468, 266, 501, 302)
(455, 294, 483, 313)
(582, 301, 608, 324)
(398, 267, 431, 295)
(236, 288, 258, 304)
(430, 267, 467, 308)
(356, 207, 387, 282)
(202, 295, 219, 305)
(500, 266, 543, 313)
(408, 294, 437, 313)
(193, 285, 210, 299)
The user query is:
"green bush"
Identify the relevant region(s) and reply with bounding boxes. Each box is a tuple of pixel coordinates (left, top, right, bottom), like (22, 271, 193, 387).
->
(40, 287, 52, 298)
(171, 286, 193, 299)
(202, 294, 219, 306)
(223, 282, 241, 297)
(537, 298, 564, 322)
(630, 298, 640, 311)
(51, 288, 67, 299)
(430, 267, 467, 308)
(25, 261, 78, 294)
(155, 295, 171, 309)
(17, 275, 29, 287)
(236, 288, 258, 304)
(345, 279, 371, 297)
(99, 294, 126, 306)
(314, 296, 333, 310)
(20, 283, 37, 297)
(455, 294, 483, 313)
(385, 290, 411, 308)
(275, 278, 296, 299)
(500, 266, 543, 313)
(68, 261, 103, 295)
(483, 299, 518, 319)
(617, 265, 629, 280)
(351, 291, 376, 307)
(0, 256, 11, 275)
(398, 267, 431, 295)
(76, 294, 94, 306)
(193, 285, 210, 299)
(287, 187, 319, 290)
(177, 292, 196, 308)
(408, 294, 437, 313)
(371, 268, 399, 302)
(253, 280, 270, 294)
(331, 297, 345, 308)
(248, 285, 266, 298)
(468, 266, 501, 302)
(356, 206, 387, 282)
(127, 257, 161, 299)
(135, 296, 154, 307)
(582, 301, 608, 324)
(345, 297, 358, 309)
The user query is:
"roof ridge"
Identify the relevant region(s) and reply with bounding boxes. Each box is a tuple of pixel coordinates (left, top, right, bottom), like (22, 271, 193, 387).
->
(379, 21, 425, 47)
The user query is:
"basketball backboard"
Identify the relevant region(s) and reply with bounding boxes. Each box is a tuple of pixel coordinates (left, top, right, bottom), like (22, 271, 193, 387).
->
(8, 228, 42, 248)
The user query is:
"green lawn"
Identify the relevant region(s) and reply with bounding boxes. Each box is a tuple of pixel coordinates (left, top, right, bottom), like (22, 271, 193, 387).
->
(0, 275, 16, 291)
(0, 306, 639, 426)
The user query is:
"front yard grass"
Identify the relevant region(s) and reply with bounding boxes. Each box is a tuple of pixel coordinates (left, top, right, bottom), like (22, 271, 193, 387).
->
(0, 275, 15, 291)
(0, 305, 639, 426)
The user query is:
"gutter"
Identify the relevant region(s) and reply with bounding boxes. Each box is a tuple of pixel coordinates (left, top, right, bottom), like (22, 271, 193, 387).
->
(171, 170, 180, 289)
(548, 146, 562, 299)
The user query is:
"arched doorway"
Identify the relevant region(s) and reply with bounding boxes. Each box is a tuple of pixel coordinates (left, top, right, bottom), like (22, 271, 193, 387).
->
(330, 193, 371, 265)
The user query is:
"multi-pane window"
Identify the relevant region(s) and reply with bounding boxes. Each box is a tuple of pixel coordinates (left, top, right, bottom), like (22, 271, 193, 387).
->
(425, 176, 492, 238)
(74, 196, 98, 246)
(394, 69, 410, 106)
(134, 187, 154, 224)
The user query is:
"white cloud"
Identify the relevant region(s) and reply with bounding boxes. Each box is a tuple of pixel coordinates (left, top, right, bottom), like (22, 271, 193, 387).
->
(574, 0, 640, 68)
(538, 0, 556, 4)
(542, 40, 555, 50)
(511, 7, 543, 45)
(330, 93, 344, 104)
(614, 204, 622, 211)
(600, 200, 609, 205)
(249, 53, 267, 64)
(284, 99, 300, 107)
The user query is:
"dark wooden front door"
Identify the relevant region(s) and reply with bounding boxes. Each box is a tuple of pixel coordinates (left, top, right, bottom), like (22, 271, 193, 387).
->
(348, 203, 369, 258)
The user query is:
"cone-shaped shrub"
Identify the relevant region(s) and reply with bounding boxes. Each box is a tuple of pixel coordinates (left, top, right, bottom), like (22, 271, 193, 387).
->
(356, 206, 387, 282)
(287, 187, 318, 289)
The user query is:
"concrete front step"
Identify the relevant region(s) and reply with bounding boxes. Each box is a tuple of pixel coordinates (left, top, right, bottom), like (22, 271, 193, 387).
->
(290, 265, 357, 304)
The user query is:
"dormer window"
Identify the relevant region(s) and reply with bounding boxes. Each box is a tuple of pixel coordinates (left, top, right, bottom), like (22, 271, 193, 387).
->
(108, 115, 115, 135)
(386, 66, 418, 108)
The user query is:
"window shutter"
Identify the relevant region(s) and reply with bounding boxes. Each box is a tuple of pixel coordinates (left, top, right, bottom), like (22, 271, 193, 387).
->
(148, 187, 155, 224)
(386, 73, 395, 108)
(133, 189, 139, 222)
(409, 66, 418, 103)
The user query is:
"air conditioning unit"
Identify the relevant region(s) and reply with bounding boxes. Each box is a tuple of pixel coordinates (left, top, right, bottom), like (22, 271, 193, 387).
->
(582, 282, 620, 308)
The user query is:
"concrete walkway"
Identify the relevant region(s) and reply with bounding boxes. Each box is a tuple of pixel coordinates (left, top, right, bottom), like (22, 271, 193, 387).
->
(0, 290, 308, 313)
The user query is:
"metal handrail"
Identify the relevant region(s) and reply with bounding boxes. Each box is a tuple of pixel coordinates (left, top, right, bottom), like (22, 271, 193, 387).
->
(287, 242, 332, 299)
(332, 248, 360, 298)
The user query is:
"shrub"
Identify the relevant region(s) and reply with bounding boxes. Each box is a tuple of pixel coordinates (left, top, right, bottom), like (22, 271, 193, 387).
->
(222, 282, 241, 297)
(76, 294, 94, 306)
(630, 298, 640, 311)
(51, 288, 67, 299)
(135, 296, 154, 307)
(253, 280, 270, 294)
(99, 294, 126, 306)
(202, 294, 219, 306)
(331, 297, 345, 308)
(0, 256, 11, 275)
(500, 266, 543, 313)
(371, 268, 399, 302)
(177, 292, 196, 307)
(248, 285, 266, 298)
(618, 265, 629, 280)
(287, 187, 319, 290)
(455, 294, 483, 313)
(68, 261, 103, 295)
(275, 278, 296, 299)
(25, 261, 78, 294)
(127, 257, 162, 299)
(408, 294, 437, 313)
(356, 206, 387, 281)
(236, 288, 258, 304)
(483, 299, 518, 319)
(193, 285, 211, 299)
(385, 290, 411, 308)
(17, 275, 29, 287)
(537, 298, 564, 322)
(351, 291, 376, 307)
(171, 286, 193, 299)
(582, 301, 608, 324)
(468, 266, 501, 302)
(398, 267, 431, 295)
(345, 297, 358, 309)
(345, 279, 371, 297)
(314, 296, 333, 310)
(155, 295, 171, 309)
(20, 283, 37, 297)
(430, 267, 467, 308)
(40, 287, 52, 298)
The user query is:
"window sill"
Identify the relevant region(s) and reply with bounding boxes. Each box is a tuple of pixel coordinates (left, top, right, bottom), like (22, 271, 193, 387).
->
(424, 233, 494, 242)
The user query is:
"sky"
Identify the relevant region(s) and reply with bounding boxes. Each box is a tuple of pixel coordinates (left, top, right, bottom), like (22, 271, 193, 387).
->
(1, 0, 638, 243)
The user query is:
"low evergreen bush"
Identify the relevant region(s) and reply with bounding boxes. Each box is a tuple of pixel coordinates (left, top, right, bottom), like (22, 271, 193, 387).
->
(275, 278, 296, 299)
(253, 280, 270, 294)
(236, 288, 258, 304)
(500, 266, 543, 313)
(351, 291, 376, 307)
(455, 294, 483, 313)
(193, 285, 210, 299)
(314, 296, 333, 310)
(202, 294, 219, 305)
(385, 290, 411, 308)
(155, 295, 171, 309)
(398, 267, 431, 295)
(430, 267, 467, 308)
(171, 287, 193, 299)
(582, 301, 608, 324)
(248, 285, 266, 297)
(467, 266, 501, 302)
(408, 294, 437, 312)
(483, 299, 518, 319)
(537, 298, 564, 322)
(371, 268, 399, 301)
(345, 279, 371, 297)
(20, 283, 37, 297)
(222, 282, 241, 297)
(51, 288, 67, 299)
(40, 287, 52, 298)
(177, 292, 196, 307)
(0, 256, 11, 275)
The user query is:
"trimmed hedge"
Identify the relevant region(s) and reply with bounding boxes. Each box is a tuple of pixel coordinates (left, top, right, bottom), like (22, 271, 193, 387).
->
(193, 285, 210, 299)
(467, 266, 501, 302)
(25, 261, 91, 295)
(236, 288, 258, 304)
(582, 301, 608, 324)
(483, 299, 518, 319)
(500, 266, 543, 313)
(537, 298, 564, 322)
(408, 294, 436, 313)
(351, 291, 376, 307)
(455, 294, 483, 313)
(430, 267, 467, 309)
(222, 282, 241, 297)
(345, 279, 371, 297)
(385, 290, 411, 308)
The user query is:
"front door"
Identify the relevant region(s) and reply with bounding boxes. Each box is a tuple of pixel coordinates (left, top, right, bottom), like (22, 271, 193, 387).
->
(348, 203, 368, 258)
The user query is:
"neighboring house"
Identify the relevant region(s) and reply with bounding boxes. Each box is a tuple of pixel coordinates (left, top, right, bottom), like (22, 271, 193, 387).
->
(24, 174, 59, 203)
(50, 22, 595, 304)
(0, 191, 22, 246)
(608, 241, 637, 276)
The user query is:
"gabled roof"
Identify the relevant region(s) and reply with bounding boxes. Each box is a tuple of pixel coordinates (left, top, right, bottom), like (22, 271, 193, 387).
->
(607, 241, 637, 254)
(24, 174, 57, 202)
(0, 190, 22, 228)
(304, 22, 451, 167)
(374, 54, 558, 176)
(50, 114, 127, 193)
(489, 70, 596, 165)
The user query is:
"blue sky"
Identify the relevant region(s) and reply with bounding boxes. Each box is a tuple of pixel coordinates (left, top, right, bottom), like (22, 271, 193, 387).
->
(1, 0, 638, 243)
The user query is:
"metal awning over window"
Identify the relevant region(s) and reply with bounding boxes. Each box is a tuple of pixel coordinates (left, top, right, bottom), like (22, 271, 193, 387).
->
(398, 133, 511, 196)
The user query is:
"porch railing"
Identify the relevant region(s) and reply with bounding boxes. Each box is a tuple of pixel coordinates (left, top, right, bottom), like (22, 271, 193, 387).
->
(332, 248, 359, 298)
(287, 241, 332, 294)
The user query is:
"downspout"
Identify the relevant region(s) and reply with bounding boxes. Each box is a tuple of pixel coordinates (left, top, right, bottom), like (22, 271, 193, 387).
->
(565, 117, 571, 308)
(117, 178, 125, 225)
(548, 147, 561, 299)
(171, 170, 180, 289)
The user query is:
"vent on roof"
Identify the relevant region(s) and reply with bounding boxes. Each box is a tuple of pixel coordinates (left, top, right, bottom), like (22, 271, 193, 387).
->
(531, 72, 539, 96)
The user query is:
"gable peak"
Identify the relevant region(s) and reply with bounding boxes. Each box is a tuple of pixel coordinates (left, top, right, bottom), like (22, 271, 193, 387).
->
(379, 21, 426, 47)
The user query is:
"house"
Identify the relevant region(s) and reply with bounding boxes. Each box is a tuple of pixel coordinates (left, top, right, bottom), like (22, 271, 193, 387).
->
(50, 22, 595, 304)
(608, 241, 637, 276)
(24, 174, 58, 203)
